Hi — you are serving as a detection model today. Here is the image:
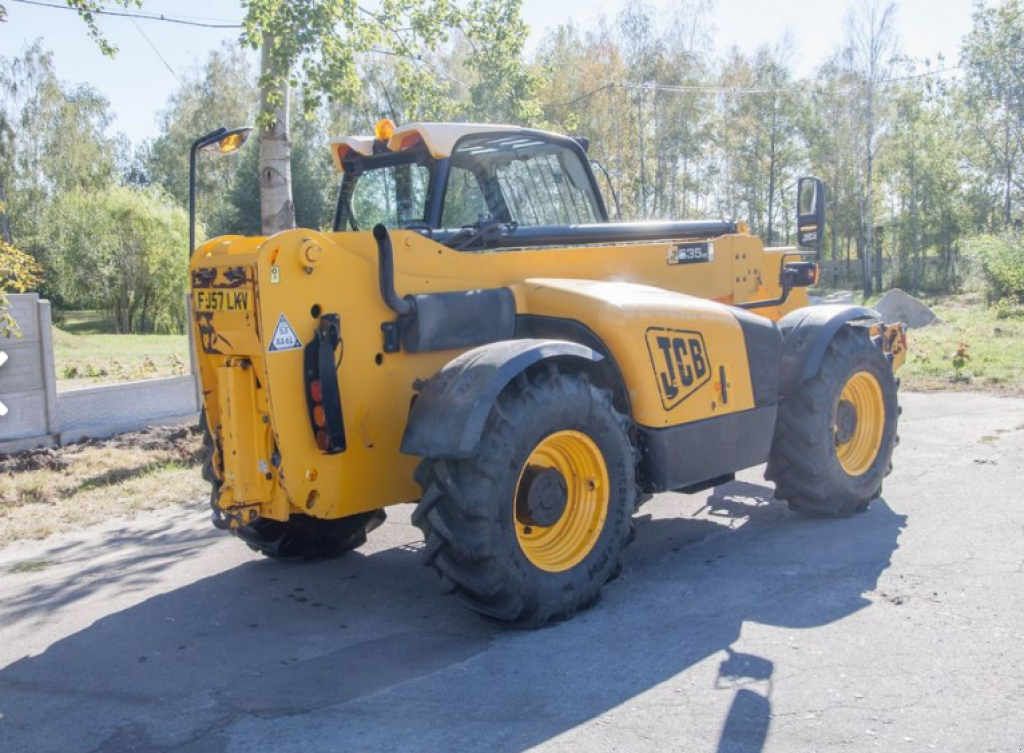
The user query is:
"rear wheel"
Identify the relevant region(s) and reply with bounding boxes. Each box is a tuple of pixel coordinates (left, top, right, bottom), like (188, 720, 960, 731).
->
(198, 414, 385, 560)
(766, 325, 899, 518)
(235, 510, 386, 561)
(412, 365, 637, 627)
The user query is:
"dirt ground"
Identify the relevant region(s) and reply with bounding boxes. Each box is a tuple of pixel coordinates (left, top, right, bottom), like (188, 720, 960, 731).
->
(0, 424, 207, 546)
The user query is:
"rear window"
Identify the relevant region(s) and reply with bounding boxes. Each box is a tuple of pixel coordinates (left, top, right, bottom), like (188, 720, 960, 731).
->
(348, 162, 431, 230)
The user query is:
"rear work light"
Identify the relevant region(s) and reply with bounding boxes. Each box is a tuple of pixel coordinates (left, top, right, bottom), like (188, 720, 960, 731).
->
(304, 314, 347, 454)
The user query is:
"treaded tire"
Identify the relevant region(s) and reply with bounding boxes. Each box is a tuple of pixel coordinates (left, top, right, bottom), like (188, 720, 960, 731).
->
(766, 324, 900, 518)
(198, 414, 385, 560)
(412, 365, 638, 628)
(235, 510, 387, 561)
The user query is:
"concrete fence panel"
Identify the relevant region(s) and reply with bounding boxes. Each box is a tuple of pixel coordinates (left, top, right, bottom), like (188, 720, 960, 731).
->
(0, 294, 199, 454)
(57, 375, 199, 444)
(0, 295, 59, 448)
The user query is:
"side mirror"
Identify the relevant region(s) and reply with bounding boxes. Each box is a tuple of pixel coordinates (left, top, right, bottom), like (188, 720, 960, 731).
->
(796, 176, 826, 251)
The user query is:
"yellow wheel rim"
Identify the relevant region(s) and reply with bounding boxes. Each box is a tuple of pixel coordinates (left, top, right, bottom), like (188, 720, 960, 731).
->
(513, 430, 610, 573)
(835, 371, 885, 477)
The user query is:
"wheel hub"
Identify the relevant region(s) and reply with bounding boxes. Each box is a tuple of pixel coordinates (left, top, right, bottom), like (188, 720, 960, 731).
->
(518, 466, 569, 527)
(835, 371, 886, 477)
(513, 430, 610, 573)
(835, 399, 858, 444)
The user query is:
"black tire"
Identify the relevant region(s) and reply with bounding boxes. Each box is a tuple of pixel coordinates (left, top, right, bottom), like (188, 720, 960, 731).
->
(199, 412, 225, 523)
(235, 509, 387, 561)
(198, 413, 385, 559)
(766, 324, 900, 518)
(411, 365, 638, 628)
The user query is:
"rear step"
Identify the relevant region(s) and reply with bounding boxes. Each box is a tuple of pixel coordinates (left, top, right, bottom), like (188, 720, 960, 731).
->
(676, 473, 735, 495)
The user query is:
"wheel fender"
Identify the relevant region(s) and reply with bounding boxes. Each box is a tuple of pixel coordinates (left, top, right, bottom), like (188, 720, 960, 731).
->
(777, 304, 880, 399)
(400, 339, 603, 459)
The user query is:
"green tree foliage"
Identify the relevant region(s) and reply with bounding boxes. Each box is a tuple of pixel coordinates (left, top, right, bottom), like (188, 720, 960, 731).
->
(11, 0, 1024, 309)
(879, 69, 967, 292)
(0, 201, 43, 338)
(0, 42, 117, 302)
(238, 0, 535, 119)
(718, 43, 802, 245)
(43, 186, 189, 333)
(960, 0, 1024, 228)
(146, 43, 259, 235)
(63, 1, 142, 57)
(965, 233, 1024, 303)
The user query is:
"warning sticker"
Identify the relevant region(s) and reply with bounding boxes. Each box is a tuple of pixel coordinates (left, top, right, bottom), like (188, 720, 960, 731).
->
(268, 314, 302, 352)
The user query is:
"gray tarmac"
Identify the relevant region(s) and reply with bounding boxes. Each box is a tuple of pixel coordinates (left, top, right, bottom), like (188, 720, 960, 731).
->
(1, 391, 1022, 753)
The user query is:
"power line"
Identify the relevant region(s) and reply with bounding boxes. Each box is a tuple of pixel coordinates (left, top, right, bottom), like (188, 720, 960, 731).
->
(542, 65, 964, 108)
(123, 7, 182, 85)
(11, 0, 242, 28)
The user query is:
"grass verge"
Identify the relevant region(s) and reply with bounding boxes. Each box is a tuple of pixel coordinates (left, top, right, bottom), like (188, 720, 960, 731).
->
(52, 310, 189, 390)
(0, 424, 208, 549)
(894, 294, 1024, 394)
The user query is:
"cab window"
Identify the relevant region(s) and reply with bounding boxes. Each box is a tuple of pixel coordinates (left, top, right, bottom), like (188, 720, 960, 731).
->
(445, 134, 601, 228)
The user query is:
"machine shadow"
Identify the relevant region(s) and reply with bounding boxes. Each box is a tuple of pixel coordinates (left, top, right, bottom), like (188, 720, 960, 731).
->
(0, 481, 906, 753)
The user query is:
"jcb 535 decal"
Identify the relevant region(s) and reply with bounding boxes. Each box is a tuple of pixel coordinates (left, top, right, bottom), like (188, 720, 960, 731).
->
(645, 327, 712, 410)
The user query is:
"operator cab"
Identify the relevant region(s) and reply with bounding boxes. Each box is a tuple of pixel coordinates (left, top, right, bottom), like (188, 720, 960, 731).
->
(332, 121, 608, 250)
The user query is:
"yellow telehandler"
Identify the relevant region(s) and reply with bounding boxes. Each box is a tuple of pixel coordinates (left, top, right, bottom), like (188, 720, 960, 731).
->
(191, 120, 906, 626)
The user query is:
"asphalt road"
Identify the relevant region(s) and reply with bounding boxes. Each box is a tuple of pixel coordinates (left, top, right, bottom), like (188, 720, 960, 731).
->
(1, 392, 1022, 753)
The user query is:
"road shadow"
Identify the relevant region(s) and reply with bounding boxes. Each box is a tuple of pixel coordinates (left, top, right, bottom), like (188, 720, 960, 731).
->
(0, 481, 906, 753)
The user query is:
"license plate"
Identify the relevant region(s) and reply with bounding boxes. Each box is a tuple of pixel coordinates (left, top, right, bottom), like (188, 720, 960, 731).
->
(195, 289, 251, 313)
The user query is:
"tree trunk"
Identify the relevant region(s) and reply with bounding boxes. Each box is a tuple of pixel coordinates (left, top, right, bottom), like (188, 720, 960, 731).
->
(766, 129, 777, 246)
(259, 39, 296, 236)
(866, 112, 878, 296)
(859, 173, 872, 297)
(637, 88, 646, 219)
(0, 171, 11, 244)
(910, 150, 922, 292)
(1005, 121, 1013, 228)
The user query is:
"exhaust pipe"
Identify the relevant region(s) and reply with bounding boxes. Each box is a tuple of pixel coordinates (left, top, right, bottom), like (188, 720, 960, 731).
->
(373, 224, 414, 316)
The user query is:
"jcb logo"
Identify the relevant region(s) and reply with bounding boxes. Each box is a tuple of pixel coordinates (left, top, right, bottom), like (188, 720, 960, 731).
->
(645, 327, 712, 410)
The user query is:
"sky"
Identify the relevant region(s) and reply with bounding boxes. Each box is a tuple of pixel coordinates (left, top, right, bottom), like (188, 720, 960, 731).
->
(3, 0, 977, 144)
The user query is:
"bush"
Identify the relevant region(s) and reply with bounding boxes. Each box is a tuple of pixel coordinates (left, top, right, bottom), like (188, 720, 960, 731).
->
(42, 186, 189, 334)
(965, 233, 1024, 303)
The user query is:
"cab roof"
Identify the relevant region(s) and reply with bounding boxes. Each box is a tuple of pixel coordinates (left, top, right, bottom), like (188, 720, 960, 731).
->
(329, 122, 565, 171)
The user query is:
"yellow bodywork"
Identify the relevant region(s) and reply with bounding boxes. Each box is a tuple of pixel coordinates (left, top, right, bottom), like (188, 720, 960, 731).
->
(191, 227, 809, 526)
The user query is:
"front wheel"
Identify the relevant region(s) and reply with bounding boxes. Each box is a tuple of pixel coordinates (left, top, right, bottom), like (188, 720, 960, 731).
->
(412, 366, 638, 628)
(766, 325, 900, 518)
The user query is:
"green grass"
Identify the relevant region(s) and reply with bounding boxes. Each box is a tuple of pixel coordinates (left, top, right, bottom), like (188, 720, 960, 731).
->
(898, 295, 1024, 394)
(58, 310, 119, 335)
(51, 297, 1023, 394)
(809, 289, 1024, 393)
(52, 310, 189, 390)
(9, 560, 52, 574)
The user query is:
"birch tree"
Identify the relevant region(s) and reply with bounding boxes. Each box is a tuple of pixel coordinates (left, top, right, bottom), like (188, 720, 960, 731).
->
(960, 0, 1024, 229)
(844, 0, 899, 296)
